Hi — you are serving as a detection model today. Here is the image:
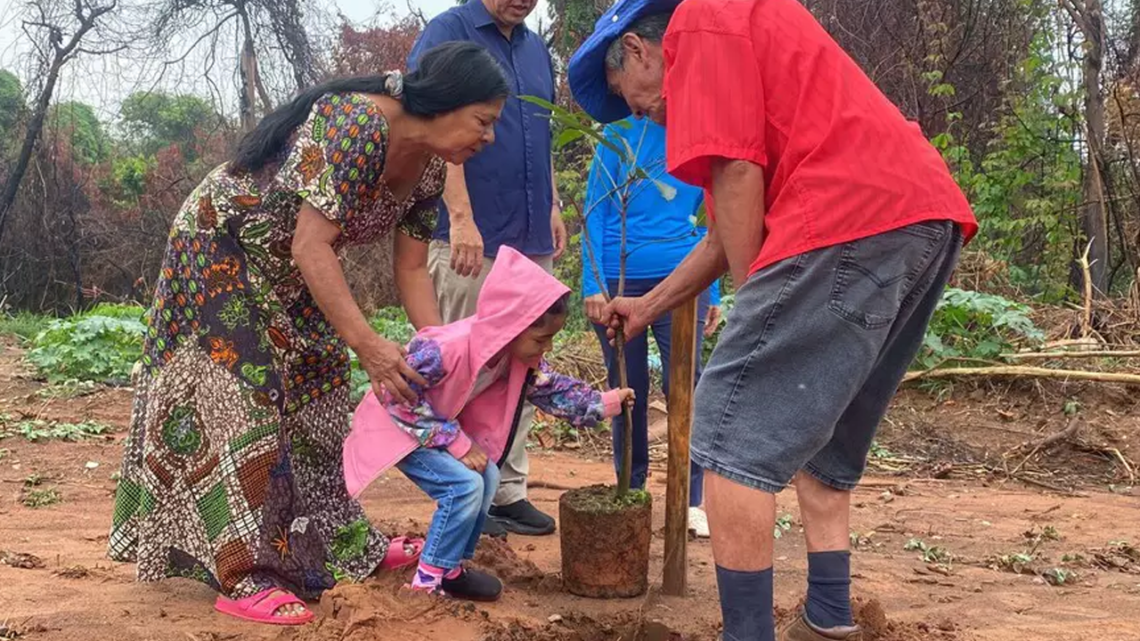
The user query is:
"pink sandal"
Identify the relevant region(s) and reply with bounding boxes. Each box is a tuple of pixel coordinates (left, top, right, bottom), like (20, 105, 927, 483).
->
(214, 588, 315, 626)
(380, 536, 425, 571)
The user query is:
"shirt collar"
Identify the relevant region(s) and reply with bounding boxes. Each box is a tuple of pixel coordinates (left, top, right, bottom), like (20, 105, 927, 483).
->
(464, 0, 529, 37)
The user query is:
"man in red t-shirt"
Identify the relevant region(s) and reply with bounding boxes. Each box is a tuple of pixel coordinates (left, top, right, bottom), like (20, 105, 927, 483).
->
(569, 0, 977, 639)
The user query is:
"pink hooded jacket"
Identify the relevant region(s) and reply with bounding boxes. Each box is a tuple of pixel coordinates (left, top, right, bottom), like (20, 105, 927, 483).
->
(343, 246, 625, 498)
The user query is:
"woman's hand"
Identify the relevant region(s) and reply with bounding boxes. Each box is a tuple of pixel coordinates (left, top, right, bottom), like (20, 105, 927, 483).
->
(616, 388, 636, 407)
(357, 335, 428, 405)
(704, 305, 722, 337)
(583, 294, 607, 324)
(458, 441, 489, 473)
(449, 216, 484, 278)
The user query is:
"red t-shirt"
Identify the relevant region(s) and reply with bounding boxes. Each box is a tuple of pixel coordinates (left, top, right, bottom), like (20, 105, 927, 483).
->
(663, 0, 978, 276)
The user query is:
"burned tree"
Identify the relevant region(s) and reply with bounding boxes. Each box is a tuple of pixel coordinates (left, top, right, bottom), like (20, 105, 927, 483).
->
(0, 0, 118, 246)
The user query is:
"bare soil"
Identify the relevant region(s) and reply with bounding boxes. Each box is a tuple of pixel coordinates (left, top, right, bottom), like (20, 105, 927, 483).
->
(2, 337, 1139, 641)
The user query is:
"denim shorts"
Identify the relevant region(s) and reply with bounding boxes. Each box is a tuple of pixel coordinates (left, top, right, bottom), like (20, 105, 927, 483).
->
(690, 220, 963, 493)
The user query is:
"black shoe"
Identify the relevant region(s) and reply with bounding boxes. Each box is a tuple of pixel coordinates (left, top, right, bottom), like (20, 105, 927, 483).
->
(489, 499, 556, 536)
(440, 567, 503, 602)
(481, 516, 509, 539)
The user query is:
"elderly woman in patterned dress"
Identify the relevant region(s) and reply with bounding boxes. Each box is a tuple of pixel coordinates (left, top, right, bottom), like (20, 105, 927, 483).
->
(108, 42, 511, 625)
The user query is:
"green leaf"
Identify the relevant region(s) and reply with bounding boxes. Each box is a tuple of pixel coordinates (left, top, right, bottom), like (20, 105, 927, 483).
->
(518, 94, 565, 115)
(693, 202, 708, 227)
(554, 128, 586, 150)
(652, 179, 677, 201)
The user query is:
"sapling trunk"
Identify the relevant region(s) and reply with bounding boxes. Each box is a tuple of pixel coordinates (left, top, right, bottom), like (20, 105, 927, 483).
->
(615, 205, 633, 496)
(572, 191, 635, 498)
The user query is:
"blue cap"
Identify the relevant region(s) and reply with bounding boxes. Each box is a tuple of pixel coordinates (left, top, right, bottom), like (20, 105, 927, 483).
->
(568, 0, 682, 124)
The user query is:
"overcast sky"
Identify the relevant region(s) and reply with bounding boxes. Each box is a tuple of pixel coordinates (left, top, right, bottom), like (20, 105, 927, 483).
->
(0, 0, 550, 123)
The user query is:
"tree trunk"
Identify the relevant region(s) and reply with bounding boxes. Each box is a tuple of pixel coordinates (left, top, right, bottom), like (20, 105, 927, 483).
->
(0, 1, 114, 245)
(0, 58, 64, 245)
(236, 4, 271, 132)
(263, 0, 318, 90)
(1079, 0, 1111, 295)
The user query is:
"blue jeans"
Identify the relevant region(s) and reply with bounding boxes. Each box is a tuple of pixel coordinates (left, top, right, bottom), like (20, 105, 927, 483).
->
(396, 447, 500, 569)
(592, 277, 709, 507)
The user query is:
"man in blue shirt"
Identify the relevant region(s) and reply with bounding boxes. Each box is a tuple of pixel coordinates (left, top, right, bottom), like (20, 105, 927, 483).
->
(408, 0, 567, 539)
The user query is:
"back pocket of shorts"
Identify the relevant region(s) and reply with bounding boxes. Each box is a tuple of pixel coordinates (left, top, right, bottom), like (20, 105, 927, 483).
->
(827, 224, 946, 330)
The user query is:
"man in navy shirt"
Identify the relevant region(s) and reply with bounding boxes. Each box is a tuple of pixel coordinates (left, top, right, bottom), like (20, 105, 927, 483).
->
(408, 0, 567, 538)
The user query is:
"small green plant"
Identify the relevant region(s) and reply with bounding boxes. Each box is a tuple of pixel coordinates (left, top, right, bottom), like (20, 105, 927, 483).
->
(869, 441, 893, 460)
(0, 418, 111, 442)
(36, 379, 98, 400)
(22, 487, 61, 508)
(1024, 525, 1061, 546)
(330, 519, 370, 562)
(26, 305, 146, 384)
(1062, 398, 1081, 417)
(992, 551, 1036, 574)
(914, 288, 1044, 370)
(325, 562, 353, 584)
(905, 538, 954, 565)
(773, 513, 794, 539)
(0, 448, 8, 461)
(1042, 567, 1074, 586)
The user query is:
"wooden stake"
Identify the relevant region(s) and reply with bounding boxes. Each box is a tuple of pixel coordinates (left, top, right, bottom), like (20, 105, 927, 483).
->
(663, 296, 699, 597)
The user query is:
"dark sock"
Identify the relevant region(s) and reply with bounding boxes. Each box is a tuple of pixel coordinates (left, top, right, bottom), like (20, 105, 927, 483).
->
(806, 550, 854, 628)
(715, 565, 775, 641)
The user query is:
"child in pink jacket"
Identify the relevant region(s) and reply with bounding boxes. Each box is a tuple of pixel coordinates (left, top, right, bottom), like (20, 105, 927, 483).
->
(343, 246, 633, 601)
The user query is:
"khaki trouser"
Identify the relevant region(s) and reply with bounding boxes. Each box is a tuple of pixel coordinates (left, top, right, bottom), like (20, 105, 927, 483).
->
(428, 240, 554, 507)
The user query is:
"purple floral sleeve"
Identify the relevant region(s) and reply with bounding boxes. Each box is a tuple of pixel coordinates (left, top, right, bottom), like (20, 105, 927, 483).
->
(526, 360, 608, 428)
(383, 337, 461, 448)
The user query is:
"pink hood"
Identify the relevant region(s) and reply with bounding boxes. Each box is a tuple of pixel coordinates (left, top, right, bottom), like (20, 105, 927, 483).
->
(343, 246, 571, 498)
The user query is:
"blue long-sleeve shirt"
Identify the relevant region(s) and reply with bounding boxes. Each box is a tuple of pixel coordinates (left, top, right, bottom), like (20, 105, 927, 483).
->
(407, 0, 556, 257)
(581, 117, 720, 306)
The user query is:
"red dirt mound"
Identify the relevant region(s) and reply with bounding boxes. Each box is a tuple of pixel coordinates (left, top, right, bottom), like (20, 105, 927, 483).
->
(471, 536, 546, 586)
(853, 598, 962, 641)
(481, 612, 691, 641)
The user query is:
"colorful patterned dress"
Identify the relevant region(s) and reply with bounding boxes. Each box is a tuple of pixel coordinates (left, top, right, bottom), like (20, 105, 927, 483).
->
(108, 92, 445, 599)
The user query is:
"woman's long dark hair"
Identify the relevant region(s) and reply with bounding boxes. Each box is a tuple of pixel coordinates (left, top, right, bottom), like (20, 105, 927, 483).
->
(230, 41, 510, 174)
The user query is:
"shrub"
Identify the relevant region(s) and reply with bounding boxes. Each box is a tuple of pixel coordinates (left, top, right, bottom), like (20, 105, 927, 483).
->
(914, 288, 1044, 370)
(26, 304, 146, 384)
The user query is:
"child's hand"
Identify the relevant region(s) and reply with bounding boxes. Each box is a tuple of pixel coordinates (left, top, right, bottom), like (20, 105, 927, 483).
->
(458, 441, 489, 473)
(617, 388, 636, 407)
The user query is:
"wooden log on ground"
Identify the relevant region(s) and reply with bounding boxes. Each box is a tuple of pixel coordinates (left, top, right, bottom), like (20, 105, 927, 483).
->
(1003, 350, 1140, 360)
(663, 296, 698, 597)
(902, 365, 1140, 385)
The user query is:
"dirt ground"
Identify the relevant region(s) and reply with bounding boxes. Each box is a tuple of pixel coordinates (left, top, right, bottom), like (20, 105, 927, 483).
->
(2, 337, 1139, 641)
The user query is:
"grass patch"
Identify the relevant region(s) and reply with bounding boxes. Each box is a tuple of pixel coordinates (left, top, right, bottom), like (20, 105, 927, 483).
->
(21, 487, 61, 508)
(0, 310, 53, 343)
